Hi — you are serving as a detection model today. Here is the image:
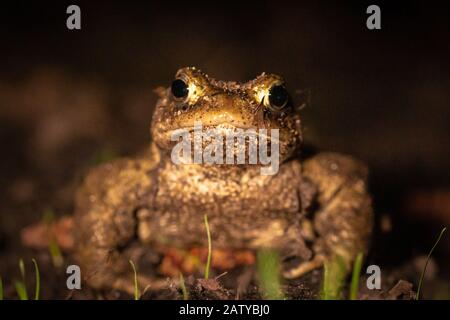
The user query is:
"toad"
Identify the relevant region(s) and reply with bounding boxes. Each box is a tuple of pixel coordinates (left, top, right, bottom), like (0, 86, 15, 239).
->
(74, 67, 373, 292)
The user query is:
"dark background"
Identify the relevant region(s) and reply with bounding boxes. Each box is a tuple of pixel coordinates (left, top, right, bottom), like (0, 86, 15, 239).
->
(0, 0, 449, 298)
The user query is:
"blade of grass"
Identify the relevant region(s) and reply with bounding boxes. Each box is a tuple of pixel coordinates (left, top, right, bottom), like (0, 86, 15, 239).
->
(19, 258, 26, 280)
(321, 255, 346, 300)
(179, 273, 189, 300)
(48, 238, 64, 267)
(349, 252, 364, 300)
(416, 227, 446, 300)
(203, 214, 212, 280)
(16, 258, 29, 300)
(14, 281, 28, 300)
(129, 260, 140, 300)
(43, 209, 64, 267)
(0, 276, 3, 300)
(257, 249, 284, 300)
(32, 259, 40, 300)
(142, 284, 151, 297)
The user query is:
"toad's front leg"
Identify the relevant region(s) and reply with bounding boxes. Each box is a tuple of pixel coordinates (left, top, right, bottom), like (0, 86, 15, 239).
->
(284, 152, 373, 279)
(74, 157, 159, 294)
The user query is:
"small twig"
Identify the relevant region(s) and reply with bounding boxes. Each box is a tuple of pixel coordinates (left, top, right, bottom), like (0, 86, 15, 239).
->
(65, 290, 75, 300)
(214, 271, 228, 280)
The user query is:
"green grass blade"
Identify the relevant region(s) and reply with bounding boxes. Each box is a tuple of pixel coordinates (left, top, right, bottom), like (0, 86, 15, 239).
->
(32, 259, 40, 300)
(49, 238, 64, 267)
(321, 255, 347, 300)
(19, 259, 26, 280)
(0, 276, 3, 300)
(257, 249, 284, 300)
(416, 227, 447, 300)
(42, 209, 64, 267)
(179, 273, 189, 300)
(14, 281, 28, 300)
(203, 214, 212, 280)
(349, 252, 364, 300)
(43, 208, 54, 224)
(16, 259, 29, 300)
(129, 260, 140, 300)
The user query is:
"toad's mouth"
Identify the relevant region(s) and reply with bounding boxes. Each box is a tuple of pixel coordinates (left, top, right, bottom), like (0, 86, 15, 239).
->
(160, 122, 278, 144)
(156, 110, 282, 137)
(154, 121, 281, 159)
(161, 120, 256, 134)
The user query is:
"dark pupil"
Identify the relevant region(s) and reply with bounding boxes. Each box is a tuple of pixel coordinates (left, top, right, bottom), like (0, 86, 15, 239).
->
(268, 85, 288, 108)
(171, 79, 189, 98)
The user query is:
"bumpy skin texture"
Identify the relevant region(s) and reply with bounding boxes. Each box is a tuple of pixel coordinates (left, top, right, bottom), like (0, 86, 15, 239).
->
(74, 67, 373, 291)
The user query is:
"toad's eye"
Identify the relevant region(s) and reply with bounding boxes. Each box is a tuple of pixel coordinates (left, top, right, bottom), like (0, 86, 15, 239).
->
(267, 84, 289, 110)
(171, 79, 189, 99)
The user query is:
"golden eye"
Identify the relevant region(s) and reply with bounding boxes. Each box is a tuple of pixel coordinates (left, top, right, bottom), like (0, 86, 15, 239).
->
(171, 79, 189, 100)
(266, 84, 289, 111)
